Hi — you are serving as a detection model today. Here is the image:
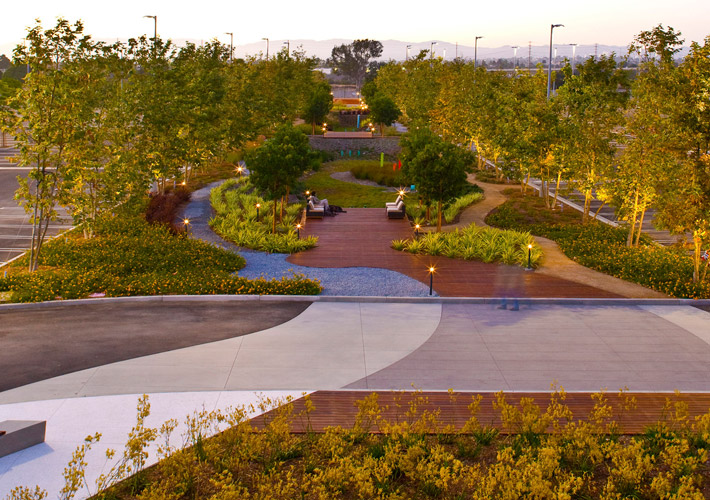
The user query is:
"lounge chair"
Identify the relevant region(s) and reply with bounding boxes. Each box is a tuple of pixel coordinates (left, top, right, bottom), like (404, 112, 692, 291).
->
(387, 200, 406, 219)
(306, 200, 325, 219)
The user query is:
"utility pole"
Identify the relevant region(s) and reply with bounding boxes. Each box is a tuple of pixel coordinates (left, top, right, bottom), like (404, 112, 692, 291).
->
(528, 41, 532, 72)
(474, 36, 483, 69)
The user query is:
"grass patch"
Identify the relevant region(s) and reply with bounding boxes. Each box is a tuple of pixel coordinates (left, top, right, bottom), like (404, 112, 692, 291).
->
(302, 159, 396, 207)
(210, 178, 318, 253)
(486, 191, 710, 298)
(0, 203, 322, 303)
(350, 161, 409, 188)
(392, 224, 540, 267)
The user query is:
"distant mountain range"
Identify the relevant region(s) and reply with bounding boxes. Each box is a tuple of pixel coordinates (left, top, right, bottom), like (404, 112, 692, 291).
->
(1, 38, 691, 65)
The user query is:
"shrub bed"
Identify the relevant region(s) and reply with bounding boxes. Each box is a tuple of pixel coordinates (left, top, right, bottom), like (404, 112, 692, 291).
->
(144, 187, 191, 231)
(0, 213, 322, 302)
(406, 185, 484, 226)
(392, 224, 541, 268)
(210, 179, 318, 253)
(350, 161, 408, 187)
(487, 196, 710, 298)
(27, 390, 710, 500)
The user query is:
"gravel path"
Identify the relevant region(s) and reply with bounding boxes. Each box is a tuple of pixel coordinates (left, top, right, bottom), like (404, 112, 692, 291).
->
(178, 182, 434, 297)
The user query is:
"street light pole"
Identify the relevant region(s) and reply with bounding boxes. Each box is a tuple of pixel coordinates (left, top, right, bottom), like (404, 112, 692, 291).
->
(283, 40, 290, 57)
(430, 42, 437, 61)
(262, 37, 269, 59)
(225, 32, 233, 63)
(512, 45, 519, 69)
(143, 15, 157, 48)
(474, 36, 483, 69)
(547, 24, 564, 100)
(406, 44, 411, 61)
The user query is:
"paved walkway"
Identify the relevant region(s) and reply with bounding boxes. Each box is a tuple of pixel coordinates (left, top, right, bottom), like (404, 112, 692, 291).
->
(288, 207, 620, 298)
(2, 298, 710, 497)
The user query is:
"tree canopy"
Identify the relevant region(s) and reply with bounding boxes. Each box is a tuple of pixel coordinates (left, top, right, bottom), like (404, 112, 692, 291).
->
(330, 39, 383, 89)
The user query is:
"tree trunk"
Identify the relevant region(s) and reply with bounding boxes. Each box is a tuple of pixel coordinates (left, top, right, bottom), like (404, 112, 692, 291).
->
(272, 201, 277, 235)
(553, 171, 562, 210)
(626, 191, 639, 248)
(522, 173, 530, 195)
(635, 207, 647, 247)
(593, 201, 606, 220)
(426, 204, 431, 221)
(436, 200, 443, 232)
(693, 233, 702, 283)
(312, 121, 315, 135)
(380, 123, 384, 137)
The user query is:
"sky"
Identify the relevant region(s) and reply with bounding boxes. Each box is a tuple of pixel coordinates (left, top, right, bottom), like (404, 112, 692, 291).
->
(2, 0, 709, 58)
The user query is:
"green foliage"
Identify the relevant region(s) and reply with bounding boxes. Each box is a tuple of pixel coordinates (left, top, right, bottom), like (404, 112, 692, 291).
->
(349, 162, 408, 187)
(0, 211, 321, 302)
(302, 82, 333, 134)
(210, 178, 318, 253)
(487, 198, 710, 298)
(394, 223, 541, 268)
(367, 93, 401, 136)
(329, 39, 383, 88)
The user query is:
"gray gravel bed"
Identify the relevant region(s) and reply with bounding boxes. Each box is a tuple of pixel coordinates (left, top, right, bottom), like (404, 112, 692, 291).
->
(178, 181, 435, 297)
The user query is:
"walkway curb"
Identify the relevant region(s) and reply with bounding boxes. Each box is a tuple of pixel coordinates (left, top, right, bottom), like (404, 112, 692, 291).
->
(1, 294, 709, 310)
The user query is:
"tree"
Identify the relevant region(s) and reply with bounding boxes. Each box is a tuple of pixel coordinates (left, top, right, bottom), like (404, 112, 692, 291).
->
(368, 93, 401, 136)
(330, 39, 383, 90)
(401, 128, 473, 231)
(302, 82, 333, 134)
(246, 124, 320, 233)
(1, 19, 104, 270)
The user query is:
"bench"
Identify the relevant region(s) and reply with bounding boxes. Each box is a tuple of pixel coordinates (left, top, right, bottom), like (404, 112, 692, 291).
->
(0, 420, 46, 458)
(306, 201, 325, 219)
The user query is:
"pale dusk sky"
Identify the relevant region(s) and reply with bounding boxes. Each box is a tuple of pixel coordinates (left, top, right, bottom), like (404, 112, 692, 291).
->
(2, 0, 709, 57)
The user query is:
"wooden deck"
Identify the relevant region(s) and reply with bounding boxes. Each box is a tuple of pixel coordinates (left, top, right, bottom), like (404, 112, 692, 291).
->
(287, 208, 620, 298)
(252, 390, 710, 435)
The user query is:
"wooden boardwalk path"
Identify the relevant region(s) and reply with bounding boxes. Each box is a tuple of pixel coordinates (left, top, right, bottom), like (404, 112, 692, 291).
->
(253, 390, 710, 435)
(286, 208, 620, 298)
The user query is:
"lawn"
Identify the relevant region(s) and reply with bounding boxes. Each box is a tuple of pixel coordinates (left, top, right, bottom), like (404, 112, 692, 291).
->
(302, 159, 397, 208)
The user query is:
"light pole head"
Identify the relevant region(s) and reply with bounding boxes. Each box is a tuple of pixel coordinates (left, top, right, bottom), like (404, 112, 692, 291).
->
(143, 15, 156, 19)
(552, 24, 564, 29)
(476, 36, 483, 41)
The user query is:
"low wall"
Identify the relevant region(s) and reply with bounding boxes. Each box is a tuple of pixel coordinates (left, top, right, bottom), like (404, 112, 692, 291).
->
(309, 136, 401, 155)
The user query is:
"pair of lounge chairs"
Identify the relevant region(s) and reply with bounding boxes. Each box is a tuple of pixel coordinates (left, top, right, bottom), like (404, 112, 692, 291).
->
(386, 195, 406, 219)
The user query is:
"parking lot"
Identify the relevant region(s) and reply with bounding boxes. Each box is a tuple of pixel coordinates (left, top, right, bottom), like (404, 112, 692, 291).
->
(0, 151, 71, 267)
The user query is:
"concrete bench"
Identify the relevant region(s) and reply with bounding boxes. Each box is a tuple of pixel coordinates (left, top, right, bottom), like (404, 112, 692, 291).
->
(0, 420, 46, 458)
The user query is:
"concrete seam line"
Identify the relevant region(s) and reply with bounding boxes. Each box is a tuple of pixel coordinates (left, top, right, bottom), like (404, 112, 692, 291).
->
(1, 295, 710, 311)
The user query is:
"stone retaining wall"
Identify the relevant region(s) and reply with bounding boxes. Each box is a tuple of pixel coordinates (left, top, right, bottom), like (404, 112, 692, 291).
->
(309, 136, 401, 155)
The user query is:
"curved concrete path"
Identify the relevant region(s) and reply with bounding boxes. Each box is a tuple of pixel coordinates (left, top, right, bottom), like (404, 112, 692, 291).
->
(455, 176, 666, 299)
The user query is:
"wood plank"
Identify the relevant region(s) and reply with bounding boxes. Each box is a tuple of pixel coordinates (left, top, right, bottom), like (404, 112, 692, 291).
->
(286, 208, 621, 298)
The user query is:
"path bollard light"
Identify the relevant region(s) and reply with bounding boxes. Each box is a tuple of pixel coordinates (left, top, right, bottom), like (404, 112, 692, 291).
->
(526, 243, 533, 271)
(428, 266, 436, 295)
(183, 218, 190, 234)
(296, 223, 302, 239)
(255, 203, 261, 222)
(414, 223, 421, 238)
(236, 165, 244, 177)
(181, 180, 186, 186)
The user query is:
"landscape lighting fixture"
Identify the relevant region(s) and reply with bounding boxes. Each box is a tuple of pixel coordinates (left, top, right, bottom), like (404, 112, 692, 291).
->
(428, 266, 436, 296)
(526, 243, 533, 271)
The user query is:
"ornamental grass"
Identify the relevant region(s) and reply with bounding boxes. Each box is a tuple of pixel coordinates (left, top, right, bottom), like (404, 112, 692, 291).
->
(393, 224, 541, 268)
(13, 389, 710, 500)
(210, 179, 318, 254)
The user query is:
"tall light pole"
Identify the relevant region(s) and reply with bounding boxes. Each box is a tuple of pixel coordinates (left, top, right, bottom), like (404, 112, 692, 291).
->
(406, 44, 411, 60)
(547, 24, 564, 100)
(512, 45, 519, 69)
(225, 32, 233, 63)
(262, 37, 269, 59)
(474, 36, 483, 69)
(143, 15, 157, 45)
(430, 41, 437, 60)
(569, 43, 577, 75)
(283, 40, 290, 57)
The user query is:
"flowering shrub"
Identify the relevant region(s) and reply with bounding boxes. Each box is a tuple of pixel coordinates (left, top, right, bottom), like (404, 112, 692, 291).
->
(393, 223, 541, 268)
(0, 213, 322, 302)
(14, 389, 710, 500)
(210, 179, 318, 254)
(488, 200, 710, 298)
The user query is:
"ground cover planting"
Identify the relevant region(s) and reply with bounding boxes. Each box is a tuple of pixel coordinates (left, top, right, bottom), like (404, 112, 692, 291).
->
(0, 203, 321, 303)
(18, 390, 710, 500)
(487, 191, 710, 298)
(405, 187, 484, 226)
(392, 223, 541, 268)
(210, 178, 318, 253)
